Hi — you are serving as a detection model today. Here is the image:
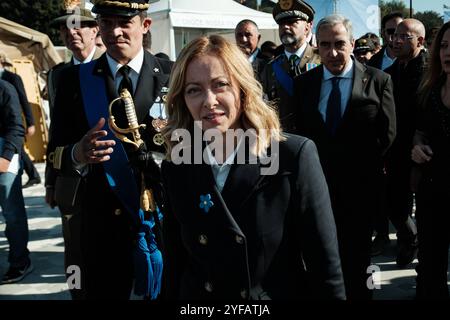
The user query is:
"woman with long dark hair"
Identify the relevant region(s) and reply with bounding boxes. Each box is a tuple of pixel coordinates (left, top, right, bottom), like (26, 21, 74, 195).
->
(411, 21, 450, 299)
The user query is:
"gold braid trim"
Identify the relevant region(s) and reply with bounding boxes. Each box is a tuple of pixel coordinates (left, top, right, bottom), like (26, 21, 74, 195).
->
(92, 0, 150, 10)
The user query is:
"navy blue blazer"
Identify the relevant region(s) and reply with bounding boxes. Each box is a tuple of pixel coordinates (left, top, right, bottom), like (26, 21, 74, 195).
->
(162, 134, 345, 300)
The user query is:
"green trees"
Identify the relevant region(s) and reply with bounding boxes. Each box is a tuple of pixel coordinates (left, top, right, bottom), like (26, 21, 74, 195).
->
(0, 0, 63, 45)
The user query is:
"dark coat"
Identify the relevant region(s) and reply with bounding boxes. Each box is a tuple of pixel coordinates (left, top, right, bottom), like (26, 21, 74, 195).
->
(366, 46, 385, 70)
(162, 134, 345, 300)
(294, 60, 396, 299)
(251, 49, 269, 82)
(1, 70, 33, 127)
(47, 47, 104, 119)
(46, 51, 173, 299)
(384, 49, 428, 166)
(260, 44, 321, 133)
(0, 80, 24, 160)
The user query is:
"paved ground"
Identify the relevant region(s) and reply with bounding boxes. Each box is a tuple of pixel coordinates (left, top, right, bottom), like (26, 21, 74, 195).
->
(0, 163, 448, 300)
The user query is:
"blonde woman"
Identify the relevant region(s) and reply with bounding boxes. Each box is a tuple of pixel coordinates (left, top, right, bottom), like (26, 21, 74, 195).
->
(161, 35, 344, 300)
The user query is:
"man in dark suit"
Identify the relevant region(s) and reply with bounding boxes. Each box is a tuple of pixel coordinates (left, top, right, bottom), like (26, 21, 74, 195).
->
(47, 6, 103, 117)
(294, 14, 396, 300)
(384, 19, 428, 267)
(0, 53, 41, 188)
(367, 13, 403, 257)
(261, 0, 320, 133)
(46, 0, 172, 299)
(368, 12, 403, 71)
(234, 19, 268, 80)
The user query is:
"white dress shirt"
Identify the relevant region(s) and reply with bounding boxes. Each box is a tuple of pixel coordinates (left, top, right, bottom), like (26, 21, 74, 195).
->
(106, 47, 144, 95)
(205, 139, 243, 193)
(284, 41, 308, 64)
(72, 46, 97, 65)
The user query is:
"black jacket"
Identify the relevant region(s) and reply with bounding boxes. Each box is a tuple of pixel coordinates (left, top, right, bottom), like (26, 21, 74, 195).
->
(45, 51, 173, 298)
(1, 69, 34, 127)
(0, 80, 24, 160)
(162, 134, 345, 300)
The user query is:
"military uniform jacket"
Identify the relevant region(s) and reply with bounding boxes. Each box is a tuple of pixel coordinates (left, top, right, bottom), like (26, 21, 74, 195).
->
(260, 44, 320, 133)
(162, 134, 345, 300)
(47, 47, 104, 119)
(46, 51, 173, 297)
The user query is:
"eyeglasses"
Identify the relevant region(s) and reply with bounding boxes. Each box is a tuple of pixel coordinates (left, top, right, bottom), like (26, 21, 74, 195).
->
(385, 28, 396, 35)
(393, 33, 417, 41)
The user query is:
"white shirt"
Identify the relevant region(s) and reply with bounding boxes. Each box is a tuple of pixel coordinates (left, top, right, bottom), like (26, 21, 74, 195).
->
(248, 48, 260, 64)
(106, 47, 144, 95)
(72, 46, 97, 65)
(318, 59, 354, 122)
(205, 139, 242, 193)
(284, 41, 308, 64)
(381, 47, 396, 71)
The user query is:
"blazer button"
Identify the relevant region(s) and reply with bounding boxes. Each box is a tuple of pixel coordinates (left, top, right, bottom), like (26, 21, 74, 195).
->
(235, 235, 244, 244)
(114, 208, 122, 216)
(240, 289, 248, 299)
(199, 234, 208, 245)
(204, 281, 213, 293)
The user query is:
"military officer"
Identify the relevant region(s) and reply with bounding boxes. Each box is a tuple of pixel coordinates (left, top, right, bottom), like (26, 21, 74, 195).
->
(46, 0, 172, 299)
(260, 0, 320, 133)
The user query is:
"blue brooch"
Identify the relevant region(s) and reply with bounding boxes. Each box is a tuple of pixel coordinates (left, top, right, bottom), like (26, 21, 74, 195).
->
(199, 194, 214, 213)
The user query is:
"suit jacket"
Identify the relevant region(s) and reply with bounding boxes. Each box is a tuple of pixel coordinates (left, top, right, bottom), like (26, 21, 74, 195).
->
(294, 59, 396, 222)
(162, 134, 345, 300)
(45, 51, 173, 298)
(260, 44, 321, 133)
(47, 47, 104, 119)
(367, 46, 385, 70)
(1, 70, 34, 127)
(251, 49, 268, 82)
(0, 80, 24, 160)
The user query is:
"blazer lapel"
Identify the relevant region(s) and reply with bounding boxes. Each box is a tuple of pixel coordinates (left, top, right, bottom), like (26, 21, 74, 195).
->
(189, 162, 246, 236)
(221, 161, 264, 215)
(309, 66, 327, 129)
(341, 59, 368, 121)
(92, 55, 116, 102)
(299, 44, 313, 71)
(134, 52, 156, 122)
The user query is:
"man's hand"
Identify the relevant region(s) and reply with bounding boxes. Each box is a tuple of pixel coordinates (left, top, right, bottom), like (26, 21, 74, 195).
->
(411, 144, 433, 164)
(0, 157, 10, 173)
(45, 187, 57, 209)
(73, 118, 116, 164)
(26, 125, 36, 138)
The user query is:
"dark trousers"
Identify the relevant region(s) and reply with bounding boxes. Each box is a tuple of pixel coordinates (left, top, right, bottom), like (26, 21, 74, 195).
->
(380, 160, 415, 241)
(416, 179, 450, 299)
(330, 178, 378, 300)
(21, 147, 39, 180)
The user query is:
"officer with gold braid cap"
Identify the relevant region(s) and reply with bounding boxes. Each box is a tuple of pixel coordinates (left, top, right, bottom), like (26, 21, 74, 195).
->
(46, 0, 172, 299)
(260, 0, 320, 133)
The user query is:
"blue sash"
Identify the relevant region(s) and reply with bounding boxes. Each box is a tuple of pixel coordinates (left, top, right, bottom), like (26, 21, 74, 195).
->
(79, 61, 162, 299)
(272, 56, 294, 96)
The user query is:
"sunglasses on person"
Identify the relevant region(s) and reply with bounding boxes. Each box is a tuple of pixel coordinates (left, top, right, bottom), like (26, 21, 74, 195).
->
(385, 28, 396, 35)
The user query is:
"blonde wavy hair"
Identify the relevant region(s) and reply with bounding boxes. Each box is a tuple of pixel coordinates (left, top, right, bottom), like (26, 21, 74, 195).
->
(163, 35, 284, 159)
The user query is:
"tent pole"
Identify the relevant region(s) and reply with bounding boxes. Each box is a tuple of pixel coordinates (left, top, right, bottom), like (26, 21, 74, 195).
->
(168, 0, 176, 60)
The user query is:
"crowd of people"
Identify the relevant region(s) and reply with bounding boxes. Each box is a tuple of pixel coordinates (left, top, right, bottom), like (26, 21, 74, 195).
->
(0, 0, 448, 300)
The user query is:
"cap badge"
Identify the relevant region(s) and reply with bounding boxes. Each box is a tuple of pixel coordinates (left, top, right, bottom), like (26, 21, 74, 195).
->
(279, 0, 293, 10)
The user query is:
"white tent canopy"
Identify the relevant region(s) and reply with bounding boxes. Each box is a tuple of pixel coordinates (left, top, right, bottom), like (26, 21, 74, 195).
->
(149, 0, 279, 60)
